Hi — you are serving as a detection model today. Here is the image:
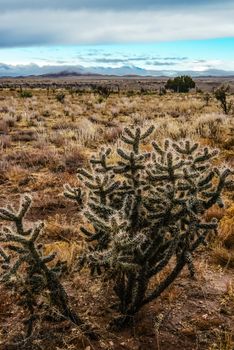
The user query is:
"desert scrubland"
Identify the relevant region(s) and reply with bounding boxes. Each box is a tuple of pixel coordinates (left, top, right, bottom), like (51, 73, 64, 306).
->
(0, 78, 233, 350)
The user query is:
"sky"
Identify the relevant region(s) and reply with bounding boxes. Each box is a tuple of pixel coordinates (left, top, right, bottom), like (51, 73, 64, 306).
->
(0, 0, 233, 75)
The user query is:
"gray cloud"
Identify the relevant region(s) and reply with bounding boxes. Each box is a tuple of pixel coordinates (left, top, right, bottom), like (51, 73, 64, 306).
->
(32, 54, 188, 66)
(146, 61, 177, 66)
(92, 57, 148, 64)
(163, 57, 188, 61)
(0, 63, 10, 70)
(0, 1, 233, 11)
(94, 58, 129, 64)
(0, 2, 233, 47)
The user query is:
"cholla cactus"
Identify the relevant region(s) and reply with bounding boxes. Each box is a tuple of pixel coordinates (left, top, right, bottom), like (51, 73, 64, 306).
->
(214, 84, 232, 115)
(65, 125, 232, 328)
(0, 196, 97, 340)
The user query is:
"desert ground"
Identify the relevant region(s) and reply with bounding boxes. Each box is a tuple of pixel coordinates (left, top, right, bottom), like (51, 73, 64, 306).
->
(0, 77, 233, 350)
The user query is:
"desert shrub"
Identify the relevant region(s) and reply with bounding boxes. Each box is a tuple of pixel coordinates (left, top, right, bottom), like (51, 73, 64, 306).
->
(203, 93, 211, 106)
(64, 125, 231, 328)
(49, 131, 66, 147)
(103, 126, 123, 143)
(214, 85, 233, 115)
(0, 120, 8, 134)
(94, 85, 111, 98)
(195, 115, 223, 142)
(3, 115, 16, 128)
(159, 86, 167, 96)
(6, 148, 57, 169)
(165, 75, 195, 93)
(0, 135, 11, 149)
(0, 106, 9, 113)
(19, 90, 33, 98)
(56, 92, 66, 104)
(0, 196, 97, 342)
(126, 90, 135, 97)
(219, 205, 234, 250)
(63, 145, 87, 173)
(42, 109, 51, 117)
(11, 129, 37, 142)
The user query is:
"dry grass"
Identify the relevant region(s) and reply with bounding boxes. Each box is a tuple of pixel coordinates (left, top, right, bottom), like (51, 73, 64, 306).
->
(0, 84, 233, 350)
(44, 241, 81, 269)
(219, 205, 234, 249)
(212, 205, 234, 268)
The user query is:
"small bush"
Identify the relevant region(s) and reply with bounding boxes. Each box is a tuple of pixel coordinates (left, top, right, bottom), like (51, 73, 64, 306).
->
(19, 90, 33, 98)
(56, 92, 66, 104)
(159, 86, 167, 96)
(94, 85, 111, 98)
(0, 135, 11, 149)
(63, 145, 87, 173)
(203, 93, 211, 106)
(165, 75, 196, 93)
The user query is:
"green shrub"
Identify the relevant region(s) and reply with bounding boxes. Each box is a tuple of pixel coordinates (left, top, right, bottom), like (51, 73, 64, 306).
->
(65, 125, 231, 328)
(165, 75, 195, 93)
(19, 90, 33, 98)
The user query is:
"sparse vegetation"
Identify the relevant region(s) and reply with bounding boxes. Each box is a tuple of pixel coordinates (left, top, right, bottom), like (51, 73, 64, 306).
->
(56, 92, 66, 103)
(204, 92, 211, 106)
(19, 90, 33, 98)
(0, 78, 233, 349)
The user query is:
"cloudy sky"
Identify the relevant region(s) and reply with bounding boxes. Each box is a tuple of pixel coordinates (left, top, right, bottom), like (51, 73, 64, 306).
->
(0, 0, 234, 75)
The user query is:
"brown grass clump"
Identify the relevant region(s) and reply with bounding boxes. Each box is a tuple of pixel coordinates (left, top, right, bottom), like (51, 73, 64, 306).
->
(45, 213, 80, 240)
(204, 205, 226, 222)
(219, 205, 234, 249)
(44, 241, 81, 269)
(11, 129, 37, 142)
(0, 135, 11, 149)
(212, 205, 234, 268)
(103, 126, 122, 143)
(63, 145, 87, 173)
(212, 247, 234, 268)
(6, 147, 61, 170)
(0, 120, 8, 134)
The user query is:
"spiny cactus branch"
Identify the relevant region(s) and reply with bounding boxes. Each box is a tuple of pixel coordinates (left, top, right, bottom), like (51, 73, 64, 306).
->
(0, 196, 98, 340)
(65, 125, 232, 328)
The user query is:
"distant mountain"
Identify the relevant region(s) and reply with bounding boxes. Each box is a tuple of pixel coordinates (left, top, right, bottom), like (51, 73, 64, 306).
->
(0, 63, 234, 78)
(40, 70, 103, 78)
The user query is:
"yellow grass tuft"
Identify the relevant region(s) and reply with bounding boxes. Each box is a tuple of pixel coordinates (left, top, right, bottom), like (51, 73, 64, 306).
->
(44, 241, 82, 269)
(219, 205, 234, 249)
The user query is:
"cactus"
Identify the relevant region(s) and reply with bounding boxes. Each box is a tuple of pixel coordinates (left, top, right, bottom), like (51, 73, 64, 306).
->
(214, 85, 233, 115)
(0, 196, 97, 340)
(65, 125, 232, 328)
